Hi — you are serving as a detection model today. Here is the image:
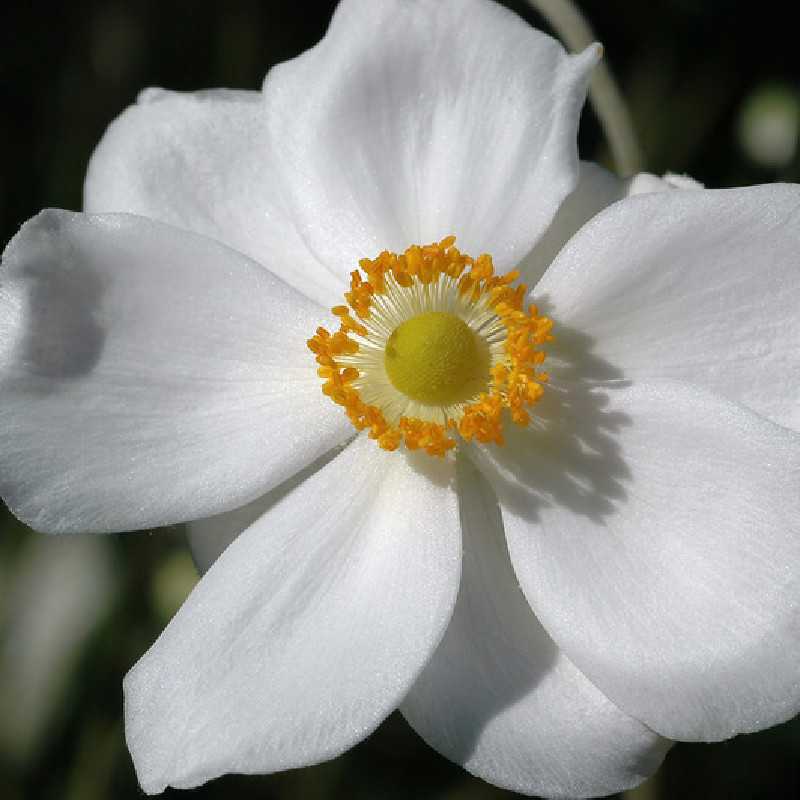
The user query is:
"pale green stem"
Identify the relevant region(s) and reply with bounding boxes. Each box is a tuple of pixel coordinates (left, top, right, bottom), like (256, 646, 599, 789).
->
(525, 0, 644, 176)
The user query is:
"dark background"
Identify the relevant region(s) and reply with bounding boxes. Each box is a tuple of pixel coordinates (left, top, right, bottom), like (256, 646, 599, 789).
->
(1, 1, 799, 799)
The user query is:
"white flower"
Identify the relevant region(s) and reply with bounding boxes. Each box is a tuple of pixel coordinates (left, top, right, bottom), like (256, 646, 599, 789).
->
(1, 0, 799, 797)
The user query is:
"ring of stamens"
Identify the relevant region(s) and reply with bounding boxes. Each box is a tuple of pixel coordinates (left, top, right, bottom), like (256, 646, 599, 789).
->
(307, 236, 553, 457)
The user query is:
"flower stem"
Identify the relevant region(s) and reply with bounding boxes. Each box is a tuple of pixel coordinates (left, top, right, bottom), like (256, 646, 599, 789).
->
(524, 0, 644, 175)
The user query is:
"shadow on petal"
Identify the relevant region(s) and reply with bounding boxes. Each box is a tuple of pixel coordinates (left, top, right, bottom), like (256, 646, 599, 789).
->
(409, 459, 557, 766)
(6, 257, 108, 387)
(403, 458, 667, 799)
(405, 447, 458, 491)
(473, 300, 632, 526)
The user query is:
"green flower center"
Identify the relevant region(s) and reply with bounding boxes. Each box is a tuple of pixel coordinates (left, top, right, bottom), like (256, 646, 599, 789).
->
(384, 311, 488, 405)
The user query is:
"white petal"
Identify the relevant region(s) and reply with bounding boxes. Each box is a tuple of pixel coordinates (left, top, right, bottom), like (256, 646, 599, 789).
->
(187, 449, 341, 574)
(476, 380, 800, 741)
(187, 494, 280, 577)
(264, 0, 598, 277)
(402, 458, 669, 799)
(124, 435, 461, 794)
(626, 171, 704, 195)
(0, 211, 351, 533)
(520, 164, 705, 287)
(536, 184, 800, 430)
(84, 88, 342, 306)
(519, 161, 627, 286)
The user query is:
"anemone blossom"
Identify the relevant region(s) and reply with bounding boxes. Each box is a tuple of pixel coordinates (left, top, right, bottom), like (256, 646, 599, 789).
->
(2, 0, 799, 797)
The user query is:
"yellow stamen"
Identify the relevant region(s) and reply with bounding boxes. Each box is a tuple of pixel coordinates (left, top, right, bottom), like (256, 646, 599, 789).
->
(307, 237, 552, 457)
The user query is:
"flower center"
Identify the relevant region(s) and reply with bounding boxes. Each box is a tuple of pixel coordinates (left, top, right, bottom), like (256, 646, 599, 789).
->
(307, 236, 553, 457)
(384, 311, 489, 405)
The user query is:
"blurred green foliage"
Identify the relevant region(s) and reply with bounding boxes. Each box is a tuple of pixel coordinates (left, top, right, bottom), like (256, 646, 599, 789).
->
(1, 1, 799, 798)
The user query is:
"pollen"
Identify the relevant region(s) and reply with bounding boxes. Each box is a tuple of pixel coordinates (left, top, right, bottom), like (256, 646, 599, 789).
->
(307, 236, 552, 457)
